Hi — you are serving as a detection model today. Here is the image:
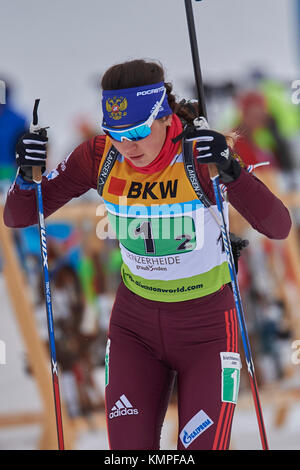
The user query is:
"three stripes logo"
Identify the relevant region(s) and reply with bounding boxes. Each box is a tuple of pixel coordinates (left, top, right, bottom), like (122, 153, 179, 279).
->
(109, 394, 139, 419)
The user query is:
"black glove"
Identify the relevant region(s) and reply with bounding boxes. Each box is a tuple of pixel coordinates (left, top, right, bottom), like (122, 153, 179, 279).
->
(230, 232, 249, 273)
(185, 128, 241, 183)
(16, 128, 48, 182)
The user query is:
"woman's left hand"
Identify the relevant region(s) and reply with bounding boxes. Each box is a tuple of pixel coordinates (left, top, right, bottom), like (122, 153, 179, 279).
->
(184, 129, 241, 183)
(185, 129, 231, 169)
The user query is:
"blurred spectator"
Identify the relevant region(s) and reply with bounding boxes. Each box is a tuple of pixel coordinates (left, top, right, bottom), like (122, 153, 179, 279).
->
(0, 79, 28, 191)
(233, 90, 295, 172)
(74, 115, 98, 141)
(226, 80, 298, 387)
(259, 78, 300, 146)
(22, 223, 105, 419)
(39, 239, 104, 418)
(0, 79, 29, 271)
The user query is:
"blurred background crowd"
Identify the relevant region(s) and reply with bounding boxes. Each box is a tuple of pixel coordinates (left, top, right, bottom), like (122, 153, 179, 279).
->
(1, 0, 300, 450)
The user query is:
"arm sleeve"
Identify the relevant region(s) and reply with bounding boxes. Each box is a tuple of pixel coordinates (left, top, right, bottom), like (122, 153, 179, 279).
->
(3, 135, 106, 228)
(225, 168, 292, 240)
(195, 157, 292, 240)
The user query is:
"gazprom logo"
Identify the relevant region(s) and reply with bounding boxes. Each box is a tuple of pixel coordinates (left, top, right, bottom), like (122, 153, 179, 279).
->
(182, 419, 212, 447)
(0, 80, 6, 104)
(179, 410, 213, 448)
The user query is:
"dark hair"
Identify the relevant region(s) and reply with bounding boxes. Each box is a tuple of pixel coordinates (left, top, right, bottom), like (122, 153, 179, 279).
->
(101, 59, 198, 126)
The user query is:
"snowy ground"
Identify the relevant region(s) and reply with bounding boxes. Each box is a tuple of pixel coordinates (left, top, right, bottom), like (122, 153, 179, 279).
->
(1, 274, 300, 451)
(0, 397, 300, 451)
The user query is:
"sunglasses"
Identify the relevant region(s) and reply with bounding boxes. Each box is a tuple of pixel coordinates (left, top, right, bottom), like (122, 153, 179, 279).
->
(101, 88, 166, 142)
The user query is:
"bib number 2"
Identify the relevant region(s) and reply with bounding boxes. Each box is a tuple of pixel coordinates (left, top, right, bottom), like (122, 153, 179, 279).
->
(130, 217, 195, 256)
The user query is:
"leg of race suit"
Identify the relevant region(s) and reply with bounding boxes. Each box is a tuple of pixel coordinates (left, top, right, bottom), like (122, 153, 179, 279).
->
(105, 283, 176, 450)
(176, 305, 240, 450)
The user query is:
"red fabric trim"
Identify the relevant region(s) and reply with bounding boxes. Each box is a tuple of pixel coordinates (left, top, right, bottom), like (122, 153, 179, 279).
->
(212, 309, 238, 450)
(212, 403, 227, 450)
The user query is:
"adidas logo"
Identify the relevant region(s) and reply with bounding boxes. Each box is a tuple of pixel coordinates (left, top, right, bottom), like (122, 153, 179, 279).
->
(221, 148, 230, 159)
(109, 394, 139, 419)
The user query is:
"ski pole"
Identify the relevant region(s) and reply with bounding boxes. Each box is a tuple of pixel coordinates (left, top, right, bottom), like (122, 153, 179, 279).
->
(184, 0, 269, 450)
(30, 99, 65, 450)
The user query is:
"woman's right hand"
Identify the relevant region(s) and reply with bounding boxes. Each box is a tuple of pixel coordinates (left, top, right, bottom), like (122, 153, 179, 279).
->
(16, 129, 48, 181)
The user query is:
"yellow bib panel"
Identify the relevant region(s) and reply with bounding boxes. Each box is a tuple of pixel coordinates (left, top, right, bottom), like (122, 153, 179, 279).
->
(97, 138, 230, 302)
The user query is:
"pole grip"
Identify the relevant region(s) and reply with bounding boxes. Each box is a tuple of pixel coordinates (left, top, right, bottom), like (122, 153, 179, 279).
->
(193, 118, 220, 179)
(184, 3, 219, 179)
(184, 0, 207, 118)
(32, 166, 42, 183)
(30, 99, 43, 183)
(208, 163, 219, 178)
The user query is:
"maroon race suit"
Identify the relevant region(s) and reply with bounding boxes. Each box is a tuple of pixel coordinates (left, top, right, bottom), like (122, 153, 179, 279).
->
(3, 123, 291, 449)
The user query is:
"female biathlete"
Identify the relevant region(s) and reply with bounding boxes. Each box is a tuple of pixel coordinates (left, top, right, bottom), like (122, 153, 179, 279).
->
(4, 59, 291, 450)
